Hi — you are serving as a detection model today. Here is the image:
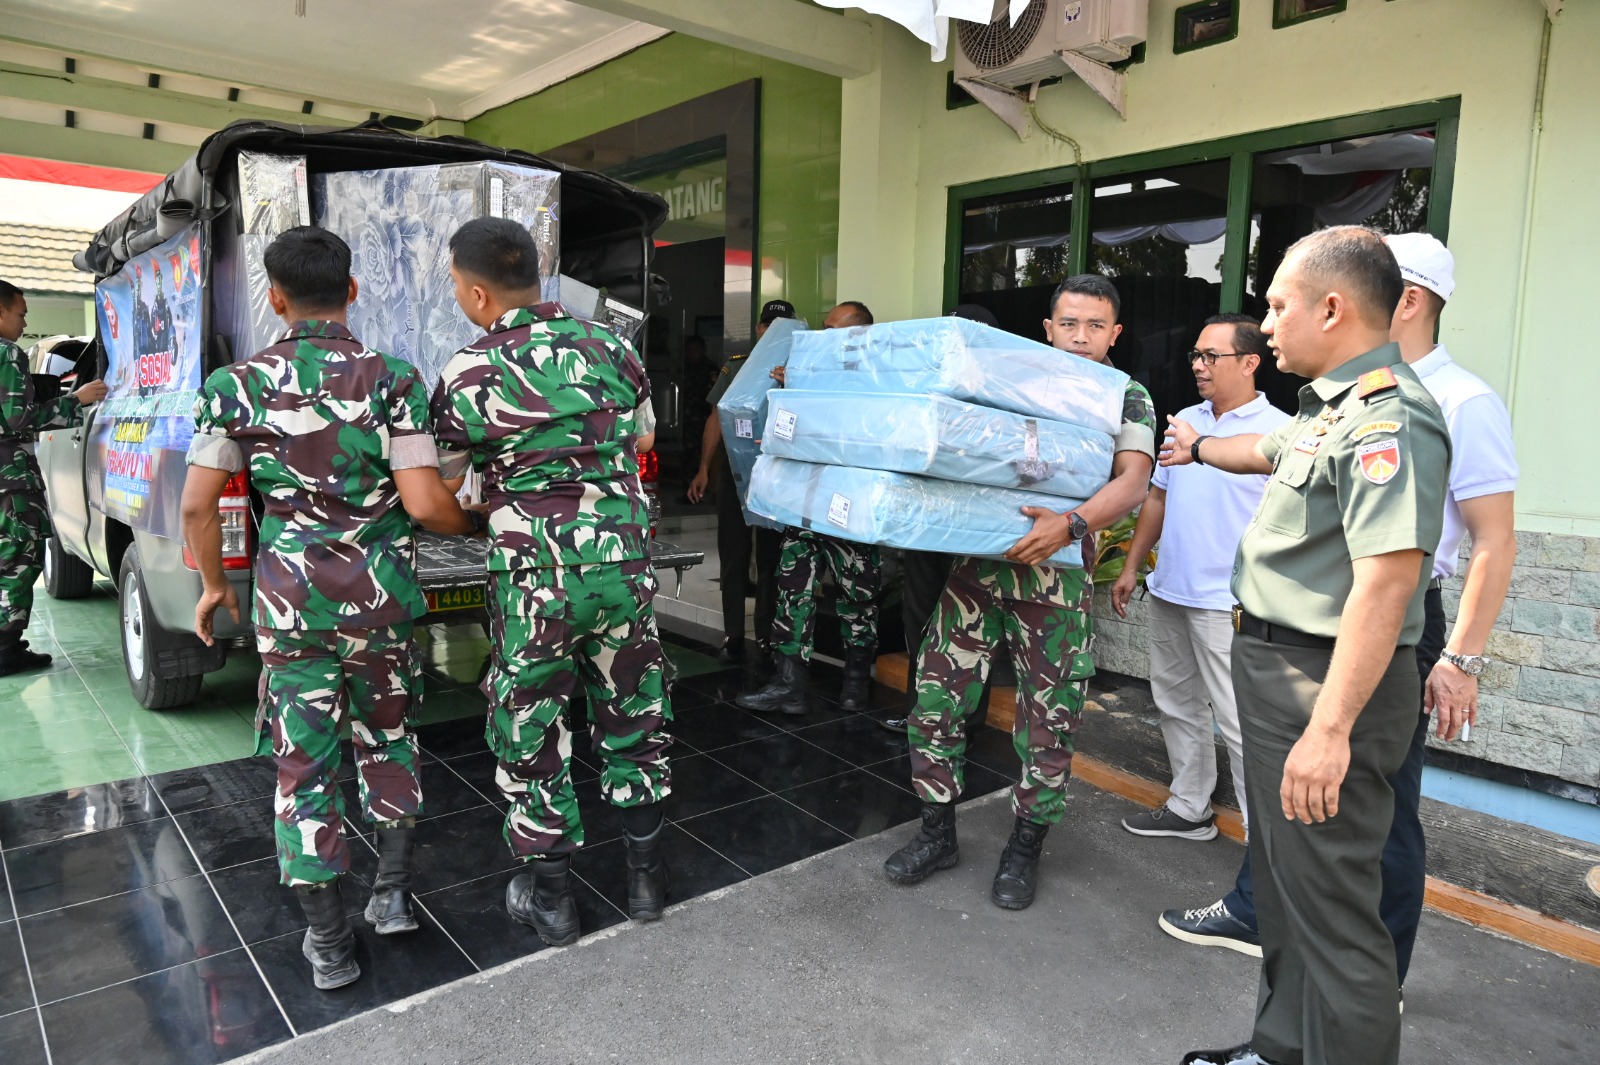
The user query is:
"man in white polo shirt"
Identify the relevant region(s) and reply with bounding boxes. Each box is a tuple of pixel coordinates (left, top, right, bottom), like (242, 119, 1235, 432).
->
(1158, 234, 1518, 992)
(1111, 314, 1289, 841)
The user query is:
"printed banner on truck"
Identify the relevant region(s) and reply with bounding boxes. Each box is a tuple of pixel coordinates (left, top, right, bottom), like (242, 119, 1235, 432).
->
(90, 223, 207, 537)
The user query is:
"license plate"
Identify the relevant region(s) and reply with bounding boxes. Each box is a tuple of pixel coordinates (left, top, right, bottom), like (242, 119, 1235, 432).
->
(426, 586, 486, 612)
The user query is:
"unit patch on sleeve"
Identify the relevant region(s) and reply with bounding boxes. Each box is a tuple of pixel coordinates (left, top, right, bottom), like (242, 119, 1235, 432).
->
(1357, 437, 1402, 484)
(1351, 420, 1402, 440)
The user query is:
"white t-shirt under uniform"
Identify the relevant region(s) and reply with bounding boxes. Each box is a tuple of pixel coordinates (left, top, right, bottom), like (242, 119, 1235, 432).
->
(1147, 393, 1291, 611)
(1413, 344, 1519, 580)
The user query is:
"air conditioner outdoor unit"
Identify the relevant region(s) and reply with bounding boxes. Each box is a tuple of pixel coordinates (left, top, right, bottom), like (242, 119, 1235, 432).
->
(953, 0, 1148, 123)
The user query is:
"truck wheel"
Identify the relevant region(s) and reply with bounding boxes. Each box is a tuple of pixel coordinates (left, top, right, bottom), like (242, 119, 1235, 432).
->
(44, 536, 95, 600)
(119, 547, 203, 710)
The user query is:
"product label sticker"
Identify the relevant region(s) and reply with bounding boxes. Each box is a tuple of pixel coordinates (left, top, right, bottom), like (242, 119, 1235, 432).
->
(735, 418, 753, 439)
(489, 176, 506, 218)
(773, 408, 798, 441)
(1357, 437, 1402, 484)
(827, 492, 850, 527)
(1351, 420, 1402, 440)
(294, 162, 311, 226)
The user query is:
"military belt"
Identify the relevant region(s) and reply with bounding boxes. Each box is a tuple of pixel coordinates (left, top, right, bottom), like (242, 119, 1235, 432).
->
(1232, 607, 1336, 650)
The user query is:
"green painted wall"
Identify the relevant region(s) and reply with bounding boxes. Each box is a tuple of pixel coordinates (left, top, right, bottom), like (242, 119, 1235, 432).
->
(467, 34, 844, 324)
(836, 0, 1592, 534)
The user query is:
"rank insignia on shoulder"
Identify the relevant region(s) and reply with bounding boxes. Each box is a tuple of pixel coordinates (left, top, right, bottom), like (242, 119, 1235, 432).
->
(1357, 437, 1401, 484)
(1356, 366, 1399, 399)
(1351, 420, 1402, 440)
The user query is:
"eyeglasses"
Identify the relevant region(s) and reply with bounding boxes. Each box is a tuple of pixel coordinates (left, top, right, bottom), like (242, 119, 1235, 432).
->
(1187, 350, 1247, 367)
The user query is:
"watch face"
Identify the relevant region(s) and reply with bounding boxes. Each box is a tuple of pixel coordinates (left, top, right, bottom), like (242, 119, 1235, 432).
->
(1463, 658, 1486, 676)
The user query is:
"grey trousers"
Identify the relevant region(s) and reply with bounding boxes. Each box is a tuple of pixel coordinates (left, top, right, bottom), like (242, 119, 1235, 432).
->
(1234, 632, 1418, 1065)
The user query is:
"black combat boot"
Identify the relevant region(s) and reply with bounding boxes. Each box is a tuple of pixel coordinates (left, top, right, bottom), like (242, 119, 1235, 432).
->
(884, 802, 959, 884)
(364, 819, 418, 935)
(507, 857, 580, 947)
(0, 632, 51, 677)
(295, 879, 360, 990)
(734, 653, 808, 716)
(991, 817, 1049, 910)
(837, 646, 876, 712)
(623, 807, 671, 921)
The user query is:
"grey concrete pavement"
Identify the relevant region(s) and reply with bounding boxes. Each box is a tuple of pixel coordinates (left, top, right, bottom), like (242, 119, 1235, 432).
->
(244, 785, 1600, 1065)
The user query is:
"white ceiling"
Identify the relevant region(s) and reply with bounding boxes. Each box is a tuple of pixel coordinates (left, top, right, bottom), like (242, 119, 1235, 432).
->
(0, 0, 669, 119)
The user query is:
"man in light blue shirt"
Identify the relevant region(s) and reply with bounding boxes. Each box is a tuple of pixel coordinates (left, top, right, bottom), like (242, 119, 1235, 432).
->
(1111, 315, 1289, 845)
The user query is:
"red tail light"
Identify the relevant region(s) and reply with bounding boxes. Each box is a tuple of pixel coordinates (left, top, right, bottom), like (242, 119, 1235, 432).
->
(639, 447, 659, 484)
(184, 471, 253, 570)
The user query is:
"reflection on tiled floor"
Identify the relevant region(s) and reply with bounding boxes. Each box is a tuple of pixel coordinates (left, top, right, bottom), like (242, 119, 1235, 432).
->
(0, 583, 1019, 1065)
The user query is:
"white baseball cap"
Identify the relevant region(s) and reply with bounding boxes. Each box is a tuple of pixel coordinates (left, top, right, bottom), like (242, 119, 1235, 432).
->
(1385, 232, 1455, 302)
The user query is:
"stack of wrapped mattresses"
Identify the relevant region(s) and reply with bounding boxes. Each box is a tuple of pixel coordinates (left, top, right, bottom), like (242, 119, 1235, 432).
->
(719, 317, 1128, 567)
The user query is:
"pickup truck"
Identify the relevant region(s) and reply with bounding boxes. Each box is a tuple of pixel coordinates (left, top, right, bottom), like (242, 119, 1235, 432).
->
(39, 120, 701, 710)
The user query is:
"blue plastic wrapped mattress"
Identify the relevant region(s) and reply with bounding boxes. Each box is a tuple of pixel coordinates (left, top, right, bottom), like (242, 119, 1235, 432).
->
(715, 317, 806, 530)
(761, 389, 1113, 501)
(784, 317, 1130, 437)
(746, 456, 1085, 568)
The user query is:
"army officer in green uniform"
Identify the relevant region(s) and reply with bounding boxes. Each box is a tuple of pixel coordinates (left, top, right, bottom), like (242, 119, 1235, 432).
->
(1163, 226, 1449, 1065)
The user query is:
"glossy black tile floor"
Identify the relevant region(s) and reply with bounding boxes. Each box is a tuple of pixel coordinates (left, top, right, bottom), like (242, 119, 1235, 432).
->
(0, 652, 1021, 1065)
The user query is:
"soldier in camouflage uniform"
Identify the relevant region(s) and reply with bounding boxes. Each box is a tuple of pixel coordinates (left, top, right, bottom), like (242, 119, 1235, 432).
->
(738, 301, 884, 717)
(431, 217, 672, 948)
(183, 228, 476, 990)
(885, 275, 1158, 911)
(0, 280, 106, 676)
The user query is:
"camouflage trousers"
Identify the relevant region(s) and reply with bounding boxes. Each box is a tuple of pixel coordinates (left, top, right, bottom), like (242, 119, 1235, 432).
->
(484, 559, 673, 859)
(0, 492, 48, 639)
(772, 530, 882, 661)
(256, 622, 423, 887)
(909, 557, 1095, 825)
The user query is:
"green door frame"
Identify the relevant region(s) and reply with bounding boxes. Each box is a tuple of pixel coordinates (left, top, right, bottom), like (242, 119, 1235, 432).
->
(943, 97, 1461, 313)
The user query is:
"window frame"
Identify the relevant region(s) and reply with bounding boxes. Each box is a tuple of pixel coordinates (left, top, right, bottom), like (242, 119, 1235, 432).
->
(943, 97, 1460, 313)
(1174, 0, 1238, 55)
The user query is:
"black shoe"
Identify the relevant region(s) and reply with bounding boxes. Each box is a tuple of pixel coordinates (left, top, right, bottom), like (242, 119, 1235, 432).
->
(507, 857, 581, 947)
(364, 820, 419, 935)
(625, 822, 671, 921)
(1181, 1045, 1281, 1065)
(716, 638, 745, 665)
(0, 634, 51, 677)
(295, 880, 360, 990)
(884, 802, 958, 884)
(875, 713, 909, 735)
(990, 817, 1048, 910)
(1157, 898, 1262, 957)
(837, 646, 876, 712)
(1122, 804, 1219, 841)
(735, 653, 808, 716)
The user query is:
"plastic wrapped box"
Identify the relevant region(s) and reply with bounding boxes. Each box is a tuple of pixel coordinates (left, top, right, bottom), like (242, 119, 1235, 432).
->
(761, 389, 1114, 501)
(746, 455, 1085, 568)
(313, 161, 560, 385)
(223, 151, 311, 362)
(715, 317, 807, 530)
(783, 317, 1130, 437)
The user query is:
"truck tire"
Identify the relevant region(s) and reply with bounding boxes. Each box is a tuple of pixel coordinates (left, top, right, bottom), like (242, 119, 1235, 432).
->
(118, 546, 203, 710)
(43, 536, 96, 600)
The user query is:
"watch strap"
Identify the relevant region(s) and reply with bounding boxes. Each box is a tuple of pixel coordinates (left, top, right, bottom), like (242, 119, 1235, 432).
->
(1191, 435, 1212, 466)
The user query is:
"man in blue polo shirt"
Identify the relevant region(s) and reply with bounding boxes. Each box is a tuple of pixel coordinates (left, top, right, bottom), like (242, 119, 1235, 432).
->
(1111, 315, 1289, 850)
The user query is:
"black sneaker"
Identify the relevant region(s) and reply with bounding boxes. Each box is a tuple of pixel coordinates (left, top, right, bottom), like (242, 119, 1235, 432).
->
(1158, 899, 1262, 958)
(1122, 804, 1219, 841)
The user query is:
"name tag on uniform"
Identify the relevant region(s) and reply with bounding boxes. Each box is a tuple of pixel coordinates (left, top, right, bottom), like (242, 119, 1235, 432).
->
(1293, 437, 1323, 455)
(827, 492, 851, 527)
(735, 418, 753, 439)
(772, 408, 798, 441)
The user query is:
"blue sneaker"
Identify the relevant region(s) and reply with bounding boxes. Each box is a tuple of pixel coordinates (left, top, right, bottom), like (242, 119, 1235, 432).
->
(1158, 898, 1262, 958)
(1181, 1046, 1282, 1065)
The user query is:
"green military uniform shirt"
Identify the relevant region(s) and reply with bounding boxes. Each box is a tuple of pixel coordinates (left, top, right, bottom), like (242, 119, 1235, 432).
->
(1232, 343, 1450, 646)
(706, 352, 747, 409)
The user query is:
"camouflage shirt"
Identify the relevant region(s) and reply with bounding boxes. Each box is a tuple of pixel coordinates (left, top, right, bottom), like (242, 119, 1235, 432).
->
(1, 337, 78, 494)
(432, 303, 650, 572)
(187, 320, 436, 631)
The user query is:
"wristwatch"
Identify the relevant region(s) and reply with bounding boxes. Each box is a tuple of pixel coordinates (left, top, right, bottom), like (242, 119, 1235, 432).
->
(1191, 435, 1213, 466)
(1439, 651, 1488, 676)
(1065, 511, 1089, 542)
